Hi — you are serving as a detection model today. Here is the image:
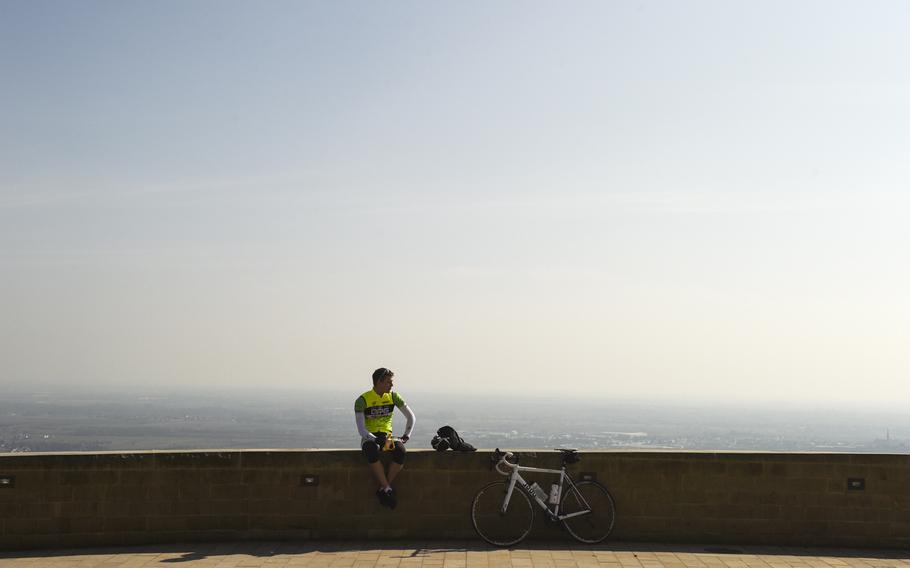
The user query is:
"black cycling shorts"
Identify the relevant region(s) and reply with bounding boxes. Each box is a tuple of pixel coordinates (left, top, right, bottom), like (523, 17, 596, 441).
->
(362, 432, 406, 465)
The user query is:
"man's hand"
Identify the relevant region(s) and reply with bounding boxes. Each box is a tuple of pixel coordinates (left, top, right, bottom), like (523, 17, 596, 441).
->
(400, 435, 410, 444)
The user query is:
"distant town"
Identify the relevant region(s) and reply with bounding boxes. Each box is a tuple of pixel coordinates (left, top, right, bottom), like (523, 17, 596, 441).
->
(1, 388, 907, 454)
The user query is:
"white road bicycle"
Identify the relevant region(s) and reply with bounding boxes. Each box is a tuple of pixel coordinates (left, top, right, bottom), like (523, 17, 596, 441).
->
(471, 448, 616, 547)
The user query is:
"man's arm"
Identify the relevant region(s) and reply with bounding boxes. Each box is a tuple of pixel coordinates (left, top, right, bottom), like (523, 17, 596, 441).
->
(391, 392, 415, 442)
(355, 411, 376, 441)
(354, 395, 376, 441)
(399, 403, 415, 442)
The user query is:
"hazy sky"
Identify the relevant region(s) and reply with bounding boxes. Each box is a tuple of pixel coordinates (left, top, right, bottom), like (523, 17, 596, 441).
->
(2, 1, 908, 406)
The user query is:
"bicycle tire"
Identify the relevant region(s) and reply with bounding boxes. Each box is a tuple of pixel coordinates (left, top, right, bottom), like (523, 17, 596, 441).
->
(559, 480, 616, 544)
(471, 480, 535, 547)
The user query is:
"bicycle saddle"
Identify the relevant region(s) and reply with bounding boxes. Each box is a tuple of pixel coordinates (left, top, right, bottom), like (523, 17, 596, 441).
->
(555, 448, 580, 464)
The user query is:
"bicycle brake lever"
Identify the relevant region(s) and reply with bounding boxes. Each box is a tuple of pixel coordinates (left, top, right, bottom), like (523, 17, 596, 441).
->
(490, 448, 501, 471)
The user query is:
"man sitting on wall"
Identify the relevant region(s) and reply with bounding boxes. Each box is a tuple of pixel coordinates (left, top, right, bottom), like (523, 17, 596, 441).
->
(354, 367, 416, 509)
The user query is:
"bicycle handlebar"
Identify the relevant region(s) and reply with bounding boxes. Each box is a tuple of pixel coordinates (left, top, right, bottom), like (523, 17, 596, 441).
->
(491, 448, 518, 476)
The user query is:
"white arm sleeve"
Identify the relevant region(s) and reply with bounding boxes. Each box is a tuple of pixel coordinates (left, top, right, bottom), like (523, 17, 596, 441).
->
(400, 403, 416, 438)
(355, 412, 376, 442)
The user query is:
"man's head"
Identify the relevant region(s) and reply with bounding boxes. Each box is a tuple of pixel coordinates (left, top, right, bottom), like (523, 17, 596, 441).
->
(372, 367, 394, 394)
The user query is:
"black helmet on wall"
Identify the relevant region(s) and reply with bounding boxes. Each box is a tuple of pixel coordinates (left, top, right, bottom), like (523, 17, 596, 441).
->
(431, 435, 450, 451)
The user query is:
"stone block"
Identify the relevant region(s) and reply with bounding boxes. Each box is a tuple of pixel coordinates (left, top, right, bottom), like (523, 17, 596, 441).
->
(248, 498, 295, 516)
(202, 469, 245, 484)
(874, 479, 910, 496)
(118, 470, 154, 485)
(828, 520, 891, 537)
(59, 470, 115, 485)
(102, 516, 147, 532)
(57, 531, 124, 549)
(100, 500, 135, 517)
(767, 462, 789, 476)
(118, 530, 166, 547)
(173, 500, 203, 515)
(248, 515, 289, 530)
(889, 521, 910, 536)
(422, 452, 494, 474)
(70, 483, 108, 502)
(172, 469, 204, 484)
(198, 498, 246, 516)
(246, 528, 311, 541)
(14, 502, 52, 518)
(177, 483, 209, 500)
(32, 517, 71, 535)
(241, 469, 291, 484)
(240, 450, 318, 469)
(3, 518, 36, 536)
(145, 484, 179, 500)
(6, 477, 71, 501)
(154, 451, 241, 468)
(147, 516, 189, 532)
(725, 462, 763, 477)
(0, 535, 46, 550)
(248, 483, 292, 500)
(850, 454, 910, 466)
(57, 500, 101, 517)
(216, 515, 249, 531)
(413, 472, 453, 502)
(105, 485, 144, 502)
(67, 516, 104, 533)
(144, 500, 176, 516)
(210, 483, 249, 500)
(283, 515, 318, 530)
(184, 515, 219, 531)
(678, 472, 718, 492)
(690, 460, 727, 475)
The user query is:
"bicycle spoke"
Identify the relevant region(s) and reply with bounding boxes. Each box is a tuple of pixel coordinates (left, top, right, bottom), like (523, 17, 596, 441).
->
(471, 481, 535, 547)
(560, 480, 616, 544)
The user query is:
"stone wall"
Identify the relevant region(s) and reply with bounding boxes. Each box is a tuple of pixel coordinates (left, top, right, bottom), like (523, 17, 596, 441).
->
(1, 450, 908, 551)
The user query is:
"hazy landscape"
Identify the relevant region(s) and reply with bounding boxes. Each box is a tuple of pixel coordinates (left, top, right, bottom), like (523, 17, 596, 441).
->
(2, 387, 908, 454)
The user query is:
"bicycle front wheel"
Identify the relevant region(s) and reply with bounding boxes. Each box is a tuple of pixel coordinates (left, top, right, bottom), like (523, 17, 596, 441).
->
(560, 480, 616, 544)
(471, 481, 535, 547)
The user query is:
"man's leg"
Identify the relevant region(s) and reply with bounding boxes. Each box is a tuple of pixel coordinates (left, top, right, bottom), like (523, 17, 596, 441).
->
(387, 462, 404, 484)
(362, 440, 390, 489)
(369, 460, 390, 488)
(387, 441, 407, 485)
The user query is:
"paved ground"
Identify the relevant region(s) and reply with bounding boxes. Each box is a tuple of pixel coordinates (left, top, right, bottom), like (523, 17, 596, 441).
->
(1, 542, 909, 568)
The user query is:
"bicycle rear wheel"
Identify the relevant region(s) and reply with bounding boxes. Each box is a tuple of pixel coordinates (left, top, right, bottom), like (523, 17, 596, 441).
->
(471, 480, 535, 547)
(560, 480, 615, 544)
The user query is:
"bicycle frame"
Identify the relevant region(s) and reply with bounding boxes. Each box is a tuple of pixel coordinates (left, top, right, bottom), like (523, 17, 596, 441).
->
(495, 458, 593, 521)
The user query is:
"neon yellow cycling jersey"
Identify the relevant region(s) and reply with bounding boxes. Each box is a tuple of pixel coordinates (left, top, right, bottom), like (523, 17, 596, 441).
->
(354, 389, 405, 434)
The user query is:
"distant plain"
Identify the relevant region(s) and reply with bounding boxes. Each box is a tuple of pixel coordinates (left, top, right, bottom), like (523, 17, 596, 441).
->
(1, 387, 908, 454)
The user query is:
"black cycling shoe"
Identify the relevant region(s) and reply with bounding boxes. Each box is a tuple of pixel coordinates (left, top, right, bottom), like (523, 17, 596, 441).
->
(376, 489, 391, 508)
(385, 488, 397, 510)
